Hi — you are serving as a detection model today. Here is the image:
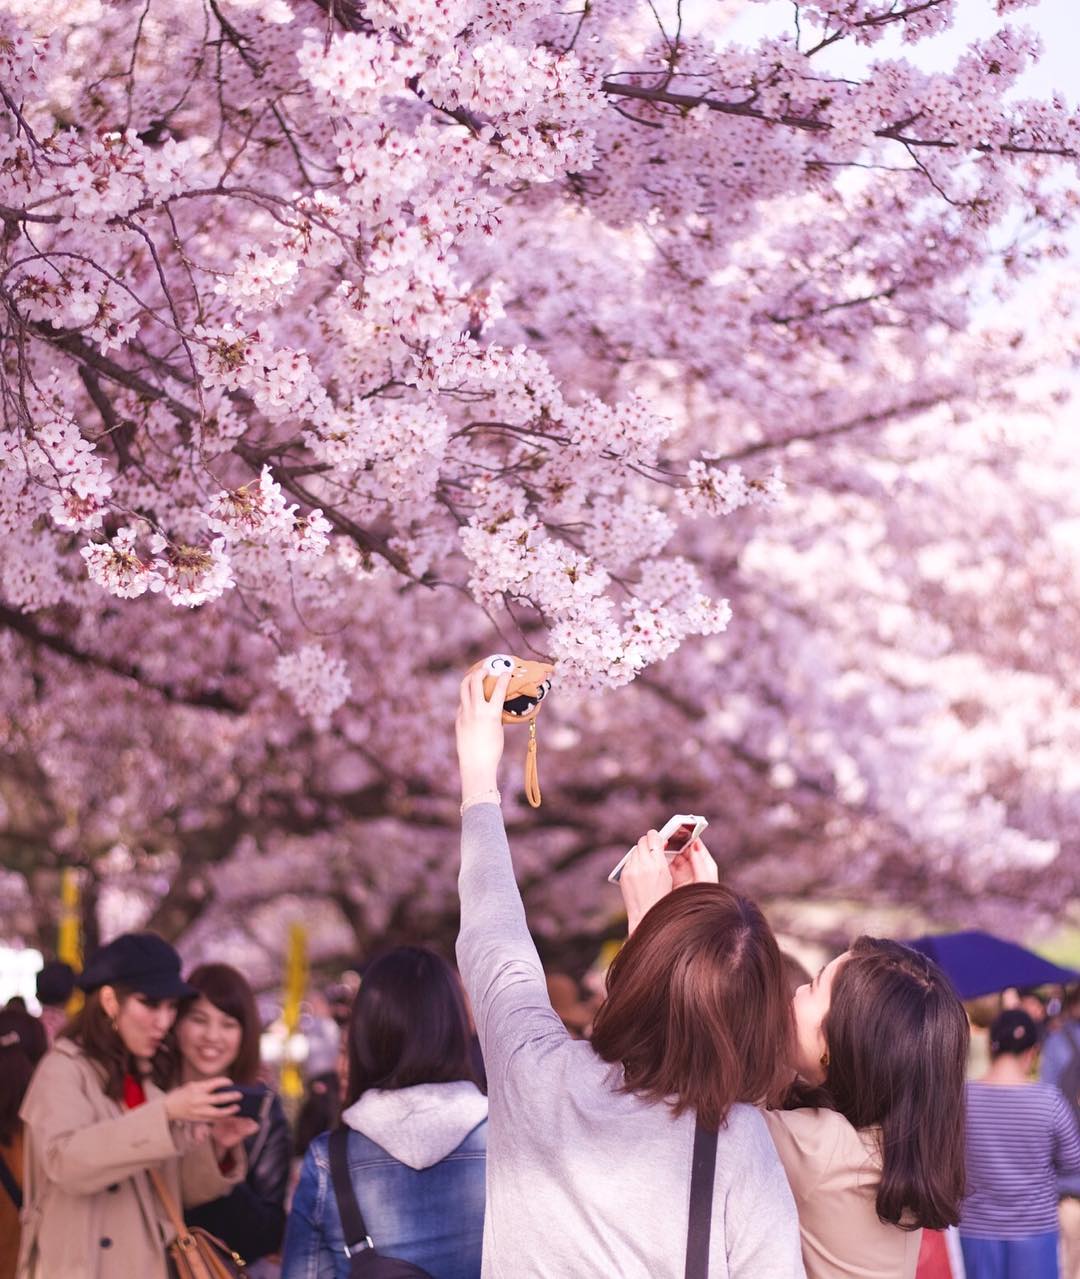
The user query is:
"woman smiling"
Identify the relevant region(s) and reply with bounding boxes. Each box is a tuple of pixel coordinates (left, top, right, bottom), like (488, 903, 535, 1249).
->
(174, 964, 291, 1267)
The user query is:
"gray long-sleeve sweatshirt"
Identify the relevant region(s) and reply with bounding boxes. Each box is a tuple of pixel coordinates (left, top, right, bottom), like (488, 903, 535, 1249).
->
(456, 802, 806, 1279)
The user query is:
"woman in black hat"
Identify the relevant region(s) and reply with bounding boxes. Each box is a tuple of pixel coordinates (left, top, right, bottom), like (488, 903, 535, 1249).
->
(16, 932, 256, 1279)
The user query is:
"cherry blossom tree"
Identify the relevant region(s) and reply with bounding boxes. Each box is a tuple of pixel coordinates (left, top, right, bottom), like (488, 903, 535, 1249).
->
(2, 0, 1080, 976)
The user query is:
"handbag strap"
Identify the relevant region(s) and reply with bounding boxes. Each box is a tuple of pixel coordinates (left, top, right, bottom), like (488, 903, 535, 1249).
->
(146, 1163, 193, 1240)
(328, 1127, 374, 1258)
(0, 1151, 22, 1211)
(684, 1119, 718, 1279)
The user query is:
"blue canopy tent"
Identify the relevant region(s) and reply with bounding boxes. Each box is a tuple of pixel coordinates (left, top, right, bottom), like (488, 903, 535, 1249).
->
(905, 930, 1079, 1000)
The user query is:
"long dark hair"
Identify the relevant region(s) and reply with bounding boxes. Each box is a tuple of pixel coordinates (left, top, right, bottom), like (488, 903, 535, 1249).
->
(788, 936, 968, 1229)
(176, 964, 262, 1085)
(0, 1009, 46, 1145)
(591, 884, 795, 1130)
(61, 987, 172, 1101)
(346, 947, 476, 1107)
(295, 1071, 342, 1157)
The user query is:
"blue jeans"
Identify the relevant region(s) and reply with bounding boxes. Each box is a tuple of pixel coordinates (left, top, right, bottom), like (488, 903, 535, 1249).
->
(960, 1232, 1060, 1279)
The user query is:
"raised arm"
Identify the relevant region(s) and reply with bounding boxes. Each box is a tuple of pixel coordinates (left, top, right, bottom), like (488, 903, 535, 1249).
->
(454, 668, 566, 1085)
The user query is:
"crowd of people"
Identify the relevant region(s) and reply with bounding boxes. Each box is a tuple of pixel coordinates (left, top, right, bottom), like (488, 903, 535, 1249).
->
(0, 669, 1075, 1279)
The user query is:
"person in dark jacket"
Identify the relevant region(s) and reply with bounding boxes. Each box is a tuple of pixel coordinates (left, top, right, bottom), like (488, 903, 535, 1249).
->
(0, 1008, 46, 1279)
(174, 963, 290, 1265)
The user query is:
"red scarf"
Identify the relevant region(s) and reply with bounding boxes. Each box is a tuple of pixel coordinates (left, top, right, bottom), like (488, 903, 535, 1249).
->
(122, 1073, 146, 1110)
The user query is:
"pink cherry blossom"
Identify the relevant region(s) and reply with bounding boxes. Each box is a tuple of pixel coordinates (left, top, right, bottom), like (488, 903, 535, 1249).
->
(1, 0, 1079, 964)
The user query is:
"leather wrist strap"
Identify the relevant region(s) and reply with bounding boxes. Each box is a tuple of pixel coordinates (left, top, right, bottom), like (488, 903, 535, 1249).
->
(524, 720, 542, 809)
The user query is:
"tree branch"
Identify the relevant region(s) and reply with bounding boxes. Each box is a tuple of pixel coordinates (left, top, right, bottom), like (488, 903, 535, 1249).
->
(710, 394, 946, 464)
(599, 80, 1076, 159)
(0, 604, 248, 713)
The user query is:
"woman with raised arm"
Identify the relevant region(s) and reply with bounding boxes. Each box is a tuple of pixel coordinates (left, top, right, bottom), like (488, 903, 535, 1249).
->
(620, 836, 969, 1279)
(17, 932, 255, 1279)
(454, 668, 806, 1279)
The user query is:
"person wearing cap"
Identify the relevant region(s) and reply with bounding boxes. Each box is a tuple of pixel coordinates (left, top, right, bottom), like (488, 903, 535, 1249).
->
(960, 1008, 1080, 1278)
(16, 932, 256, 1279)
(34, 960, 75, 1045)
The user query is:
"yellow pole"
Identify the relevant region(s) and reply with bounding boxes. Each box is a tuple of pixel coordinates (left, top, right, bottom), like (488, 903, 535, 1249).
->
(57, 868, 83, 1015)
(280, 922, 308, 1101)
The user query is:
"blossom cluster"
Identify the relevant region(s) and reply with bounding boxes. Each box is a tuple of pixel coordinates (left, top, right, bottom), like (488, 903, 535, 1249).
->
(272, 644, 353, 728)
(2, 385, 113, 534)
(81, 528, 236, 607)
(681, 463, 787, 518)
(206, 466, 331, 562)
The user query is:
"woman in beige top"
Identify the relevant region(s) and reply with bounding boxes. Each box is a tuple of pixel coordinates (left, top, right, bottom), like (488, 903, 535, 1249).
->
(620, 834, 969, 1279)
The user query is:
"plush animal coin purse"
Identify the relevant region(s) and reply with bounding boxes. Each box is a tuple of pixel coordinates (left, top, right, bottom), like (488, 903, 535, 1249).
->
(469, 654, 554, 807)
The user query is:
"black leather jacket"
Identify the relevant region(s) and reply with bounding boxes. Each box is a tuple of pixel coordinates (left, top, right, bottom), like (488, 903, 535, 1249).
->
(185, 1091, 290, 1263)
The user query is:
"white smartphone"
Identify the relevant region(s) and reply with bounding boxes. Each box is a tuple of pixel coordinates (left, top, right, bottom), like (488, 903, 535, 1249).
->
(607, 814, 709, 884)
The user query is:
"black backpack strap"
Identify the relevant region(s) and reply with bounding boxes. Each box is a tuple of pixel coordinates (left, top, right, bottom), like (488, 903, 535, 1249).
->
(328, 1128, 373, 1260)
(684, 1120, 718, 1279)
(0, 1152, 22, 1211)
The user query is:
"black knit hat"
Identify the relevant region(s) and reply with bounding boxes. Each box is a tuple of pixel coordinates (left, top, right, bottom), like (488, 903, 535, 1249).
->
(989, 1008, 1040, 1057)
(78, 933, 195, 1000)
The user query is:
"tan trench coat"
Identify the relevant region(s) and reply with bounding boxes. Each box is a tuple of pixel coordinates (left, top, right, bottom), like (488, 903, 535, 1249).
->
(17, 1038, 244, 1279)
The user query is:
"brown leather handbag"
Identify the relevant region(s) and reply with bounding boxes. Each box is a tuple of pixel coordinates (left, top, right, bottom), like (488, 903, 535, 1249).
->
(146, 1166, 246, 1279)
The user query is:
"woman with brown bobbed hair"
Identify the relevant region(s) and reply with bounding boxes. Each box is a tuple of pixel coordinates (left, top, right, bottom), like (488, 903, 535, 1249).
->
(454, 670, 805, 1278)
(17, 933, 254, 1279)
(173, 963, 291, 1266)
(621, 841, 969, 1279)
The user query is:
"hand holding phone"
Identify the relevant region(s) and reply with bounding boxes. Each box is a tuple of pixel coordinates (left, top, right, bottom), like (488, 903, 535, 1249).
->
(213, 1082, 268, 1122)
(607, 814, 708, 884)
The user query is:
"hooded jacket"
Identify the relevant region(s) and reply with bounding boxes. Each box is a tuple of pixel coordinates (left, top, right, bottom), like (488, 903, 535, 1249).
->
(281, 1080, 487, 1279)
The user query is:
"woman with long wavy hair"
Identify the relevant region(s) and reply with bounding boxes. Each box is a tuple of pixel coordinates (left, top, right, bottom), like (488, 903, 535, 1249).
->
(17, 933, 255, 1279)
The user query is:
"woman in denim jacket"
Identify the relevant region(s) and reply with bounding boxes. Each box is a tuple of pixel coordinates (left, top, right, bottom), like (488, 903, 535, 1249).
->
(281, 947, 486, 1279)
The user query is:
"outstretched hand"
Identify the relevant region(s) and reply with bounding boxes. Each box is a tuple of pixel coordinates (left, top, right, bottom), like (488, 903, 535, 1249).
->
(212, 1114, 260, 1156)
(456, 667, 510, 799)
